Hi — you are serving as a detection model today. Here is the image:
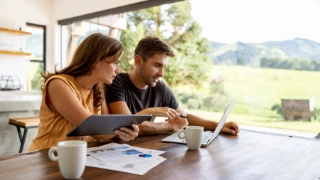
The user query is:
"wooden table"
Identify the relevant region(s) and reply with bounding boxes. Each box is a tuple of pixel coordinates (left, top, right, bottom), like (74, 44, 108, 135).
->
(0, 129, 320, 180)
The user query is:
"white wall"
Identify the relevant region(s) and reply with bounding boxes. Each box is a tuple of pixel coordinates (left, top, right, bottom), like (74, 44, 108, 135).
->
(0, 0, 53, 30)
(0, 0, 53, 90)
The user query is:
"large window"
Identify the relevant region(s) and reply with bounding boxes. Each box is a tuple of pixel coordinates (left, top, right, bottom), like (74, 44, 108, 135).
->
(57, 0, 320, 134)
(57, 0, 182, 69)
(117, 0, 320, 134)
(186, 0, 320, 133)
(60, 14, 126, 68)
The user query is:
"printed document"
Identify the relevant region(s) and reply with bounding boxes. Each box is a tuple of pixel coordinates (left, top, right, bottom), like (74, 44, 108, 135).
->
(86, 143, 166, 175)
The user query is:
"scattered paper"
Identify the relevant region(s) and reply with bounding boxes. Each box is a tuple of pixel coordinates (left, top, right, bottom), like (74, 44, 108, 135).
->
(86, 143, 166, 175)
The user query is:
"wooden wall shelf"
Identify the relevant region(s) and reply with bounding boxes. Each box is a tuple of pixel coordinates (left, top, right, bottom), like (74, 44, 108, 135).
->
(0, 27, 32, 35)
(0, 50, 31, 56)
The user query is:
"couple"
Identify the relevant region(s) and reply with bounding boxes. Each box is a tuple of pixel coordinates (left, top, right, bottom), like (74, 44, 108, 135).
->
(29, 33, 239, 151)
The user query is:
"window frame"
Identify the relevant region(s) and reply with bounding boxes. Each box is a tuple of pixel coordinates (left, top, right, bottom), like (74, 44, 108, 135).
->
(26, 23, 46, 71)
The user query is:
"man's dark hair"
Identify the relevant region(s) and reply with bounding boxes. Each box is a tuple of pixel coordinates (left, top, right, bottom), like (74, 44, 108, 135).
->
(134, 36, 175, 62)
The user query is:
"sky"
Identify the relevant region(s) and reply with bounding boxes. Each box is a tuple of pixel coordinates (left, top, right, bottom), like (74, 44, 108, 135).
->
(189, 0, 320, 44)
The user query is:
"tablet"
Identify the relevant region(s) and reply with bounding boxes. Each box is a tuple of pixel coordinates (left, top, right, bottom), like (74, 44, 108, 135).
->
(66, 114, 153, 136)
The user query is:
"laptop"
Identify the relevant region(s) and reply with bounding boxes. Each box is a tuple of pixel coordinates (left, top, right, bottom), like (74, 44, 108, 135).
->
(161, 102, 235, 146)
(66, 114, 152, 136)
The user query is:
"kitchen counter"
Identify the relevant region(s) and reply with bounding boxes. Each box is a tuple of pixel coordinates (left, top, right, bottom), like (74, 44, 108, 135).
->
(0, 90, 41, 100)
(0, 94, 41, 101)
(0, 91, 41, 111)
(0, 90, 41, 156)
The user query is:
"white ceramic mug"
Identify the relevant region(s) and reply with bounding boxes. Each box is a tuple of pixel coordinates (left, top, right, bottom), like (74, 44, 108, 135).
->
(178, 126, 204, 150)
(48, 140, 87, 179)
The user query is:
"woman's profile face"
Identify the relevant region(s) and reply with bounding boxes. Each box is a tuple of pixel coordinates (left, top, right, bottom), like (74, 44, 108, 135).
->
(93, 54, 121, 85)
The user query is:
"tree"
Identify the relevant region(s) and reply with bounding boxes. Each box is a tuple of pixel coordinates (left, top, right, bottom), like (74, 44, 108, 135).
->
(31, 63, 44, 90)
(119, 1, 211, 87)
(237, 58, 246, 65)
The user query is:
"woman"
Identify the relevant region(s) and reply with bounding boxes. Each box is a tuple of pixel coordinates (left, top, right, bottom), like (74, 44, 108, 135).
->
(28, 33, 139, 151)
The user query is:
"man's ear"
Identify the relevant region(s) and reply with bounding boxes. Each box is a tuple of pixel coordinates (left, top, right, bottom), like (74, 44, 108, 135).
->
(134, 55, 143, 66)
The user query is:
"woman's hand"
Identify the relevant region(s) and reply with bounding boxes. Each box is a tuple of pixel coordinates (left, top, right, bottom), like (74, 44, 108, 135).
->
(114, 124, 139, 141)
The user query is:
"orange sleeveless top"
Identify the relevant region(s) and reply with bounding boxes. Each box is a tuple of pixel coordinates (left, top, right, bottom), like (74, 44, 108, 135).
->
(28, 74, 100, 151)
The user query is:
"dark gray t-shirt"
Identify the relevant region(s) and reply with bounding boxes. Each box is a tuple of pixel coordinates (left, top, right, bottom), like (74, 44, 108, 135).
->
(105, 73, 179, 114)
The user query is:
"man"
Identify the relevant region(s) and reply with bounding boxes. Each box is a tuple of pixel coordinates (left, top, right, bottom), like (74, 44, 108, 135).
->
(105, 36, 239, 136)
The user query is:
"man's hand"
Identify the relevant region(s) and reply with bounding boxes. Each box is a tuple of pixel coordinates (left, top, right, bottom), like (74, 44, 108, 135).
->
(147, 107, 180, 121)
(138, 114, 188, 135)
(221, 121, 239, 135)
(167, 116, 189, 132)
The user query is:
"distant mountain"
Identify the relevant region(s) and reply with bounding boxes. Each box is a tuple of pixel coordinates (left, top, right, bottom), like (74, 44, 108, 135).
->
(210, 38, 320, 66)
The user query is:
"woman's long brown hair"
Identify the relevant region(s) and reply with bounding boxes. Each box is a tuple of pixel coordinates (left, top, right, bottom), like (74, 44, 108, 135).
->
(41, 33, 124, 108)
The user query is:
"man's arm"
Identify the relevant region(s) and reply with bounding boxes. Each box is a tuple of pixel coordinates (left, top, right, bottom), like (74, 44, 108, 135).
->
(108, 101, 132, 114)
(176, 107, 239, 136)
(108, 101, 187, 135)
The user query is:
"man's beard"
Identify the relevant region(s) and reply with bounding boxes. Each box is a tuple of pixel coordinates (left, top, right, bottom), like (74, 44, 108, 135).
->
(139, 66, 158, 87)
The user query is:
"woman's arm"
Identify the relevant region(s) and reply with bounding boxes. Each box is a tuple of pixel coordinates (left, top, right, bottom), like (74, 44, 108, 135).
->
(46, 79, 91, 126)
(101, 100, 109, 114)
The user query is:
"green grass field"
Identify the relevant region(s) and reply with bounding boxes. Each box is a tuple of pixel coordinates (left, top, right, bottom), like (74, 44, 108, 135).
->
(187, 109, 320, 133)
(178, 65, 320, 133)
(212, 65, 320, 117)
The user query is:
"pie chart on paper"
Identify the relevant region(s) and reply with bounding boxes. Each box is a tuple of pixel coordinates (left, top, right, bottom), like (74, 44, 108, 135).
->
(138, 154, 152, 158)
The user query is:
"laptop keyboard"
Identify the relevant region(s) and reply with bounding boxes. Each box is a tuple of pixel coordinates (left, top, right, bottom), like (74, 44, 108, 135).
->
(202, 132, 214, 144)
(181, 132, 214, 144)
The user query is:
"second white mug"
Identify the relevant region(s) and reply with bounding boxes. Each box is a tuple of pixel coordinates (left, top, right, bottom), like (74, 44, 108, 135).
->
(48, 140, 87, 179)
(178, 126, 204, 150)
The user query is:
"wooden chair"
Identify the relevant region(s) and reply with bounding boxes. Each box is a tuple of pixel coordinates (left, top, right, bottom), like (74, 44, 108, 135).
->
(8, 117, 40, 153)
